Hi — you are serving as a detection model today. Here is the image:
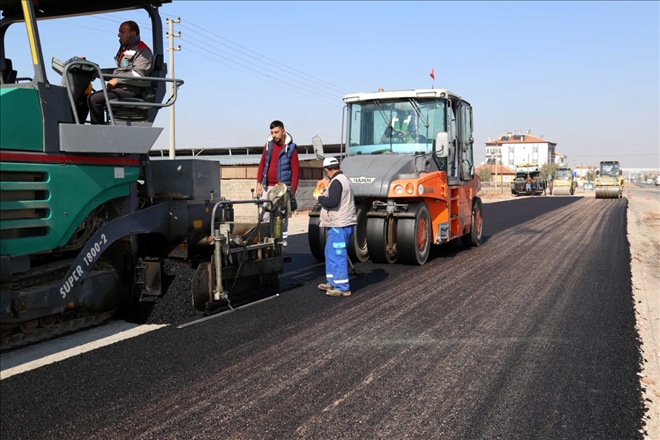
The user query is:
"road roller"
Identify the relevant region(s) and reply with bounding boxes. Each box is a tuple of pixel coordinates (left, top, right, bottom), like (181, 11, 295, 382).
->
(552, 167, 577, 195)
(594, 161, 624, 199)
(308, 88, 482, 266)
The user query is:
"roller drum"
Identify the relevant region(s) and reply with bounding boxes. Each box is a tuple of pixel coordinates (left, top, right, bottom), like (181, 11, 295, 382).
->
(595, 186, 620, 199)
(552, 186, 571, 196)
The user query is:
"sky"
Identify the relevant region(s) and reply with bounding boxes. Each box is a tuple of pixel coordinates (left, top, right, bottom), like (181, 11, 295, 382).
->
(5, 1, 659, 168)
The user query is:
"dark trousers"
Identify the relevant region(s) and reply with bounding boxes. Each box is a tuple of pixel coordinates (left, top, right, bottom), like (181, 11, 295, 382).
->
(87, 87, 137, 124)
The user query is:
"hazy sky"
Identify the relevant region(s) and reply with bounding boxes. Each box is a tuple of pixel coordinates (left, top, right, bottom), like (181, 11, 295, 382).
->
(6, 1, 659, 168)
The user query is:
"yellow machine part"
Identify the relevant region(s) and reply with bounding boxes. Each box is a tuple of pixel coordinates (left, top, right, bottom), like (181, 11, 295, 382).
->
(594, 177, 623, 199)
(553, 185, 572, 195)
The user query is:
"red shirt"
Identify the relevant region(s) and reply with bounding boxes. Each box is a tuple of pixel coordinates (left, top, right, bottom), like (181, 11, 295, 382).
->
(266, 143, 285, 187)
(256, 142, 299, 192)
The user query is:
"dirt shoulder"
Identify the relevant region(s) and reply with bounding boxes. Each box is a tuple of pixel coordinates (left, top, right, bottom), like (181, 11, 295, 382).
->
(478, 188, 517, 203)
(627, 190, 660, 439)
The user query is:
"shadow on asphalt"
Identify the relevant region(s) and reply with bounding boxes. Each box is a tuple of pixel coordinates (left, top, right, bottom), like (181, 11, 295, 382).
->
(348, 268, 388, 294)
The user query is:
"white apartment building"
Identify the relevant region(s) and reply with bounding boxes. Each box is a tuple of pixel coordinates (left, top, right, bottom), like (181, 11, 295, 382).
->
(485, 130, 558, 169)
(554, 153, 568, 167)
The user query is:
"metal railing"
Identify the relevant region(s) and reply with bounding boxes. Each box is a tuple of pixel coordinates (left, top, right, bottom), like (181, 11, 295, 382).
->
(61, 59, 184, 125)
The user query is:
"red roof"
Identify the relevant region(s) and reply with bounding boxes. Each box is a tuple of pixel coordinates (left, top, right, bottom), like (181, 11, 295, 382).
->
(485, 133, 556, 146)
(475, 164, 516, 175)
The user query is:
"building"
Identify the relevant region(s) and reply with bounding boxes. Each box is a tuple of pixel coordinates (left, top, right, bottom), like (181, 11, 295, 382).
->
(475, 164, 516, 186)
(574, 165, 598, 180)
(554, 153, 568, 167)
(485, 130, 557, 169)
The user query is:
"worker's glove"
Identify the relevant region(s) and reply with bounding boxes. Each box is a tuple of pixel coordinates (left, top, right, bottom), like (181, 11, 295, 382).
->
(313, 191, 320, 201)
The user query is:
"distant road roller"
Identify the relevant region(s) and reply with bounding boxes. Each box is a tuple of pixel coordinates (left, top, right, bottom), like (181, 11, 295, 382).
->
(594, 161, 623, 199)
(552, 168, 577, 195)
(308, 88, 482, 266)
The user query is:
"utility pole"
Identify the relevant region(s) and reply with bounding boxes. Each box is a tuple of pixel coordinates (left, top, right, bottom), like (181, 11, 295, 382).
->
(499, 151, 503, 194)
(166, 17, 181, 160)
(495, 146, 499, 191)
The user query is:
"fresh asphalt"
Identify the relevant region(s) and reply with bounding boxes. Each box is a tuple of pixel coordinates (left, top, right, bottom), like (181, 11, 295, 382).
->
(0, 196, 644, 439)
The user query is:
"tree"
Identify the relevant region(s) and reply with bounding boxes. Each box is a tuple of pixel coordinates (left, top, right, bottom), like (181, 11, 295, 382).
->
(586, 169, 597, 183)
(540, 163, 559, 181)
(478, 167, 492, 183)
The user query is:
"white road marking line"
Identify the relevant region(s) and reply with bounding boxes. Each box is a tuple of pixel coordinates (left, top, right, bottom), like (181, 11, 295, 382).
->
(1, 322, 167, 380)
(178, 293, 279, 329)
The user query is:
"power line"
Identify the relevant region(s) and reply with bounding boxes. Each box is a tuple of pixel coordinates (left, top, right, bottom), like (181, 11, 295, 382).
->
(91, 12, 350, 98)
(182, 45, 339, 107)
(563, 153, 659, 157)
(88, 12, 346, 106)
(178, 34, 341, 104)
(177, 21, 351, 95)
(51, 18, 116, 34)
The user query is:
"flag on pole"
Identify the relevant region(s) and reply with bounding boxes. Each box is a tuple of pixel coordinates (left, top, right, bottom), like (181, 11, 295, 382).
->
(430, 67, 435, 80)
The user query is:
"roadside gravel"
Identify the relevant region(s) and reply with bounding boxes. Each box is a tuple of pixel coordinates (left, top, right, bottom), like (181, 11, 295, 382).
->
(627, 189, 660, 439)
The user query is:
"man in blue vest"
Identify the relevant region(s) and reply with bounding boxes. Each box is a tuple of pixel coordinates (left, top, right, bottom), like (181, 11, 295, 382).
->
(256, 120, 299, 246)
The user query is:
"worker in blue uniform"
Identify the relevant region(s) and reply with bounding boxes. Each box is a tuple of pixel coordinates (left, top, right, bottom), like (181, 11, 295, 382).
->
(313, 157, 357, 297)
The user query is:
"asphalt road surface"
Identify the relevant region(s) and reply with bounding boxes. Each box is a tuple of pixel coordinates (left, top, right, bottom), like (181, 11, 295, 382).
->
(0, 196, 644, 439)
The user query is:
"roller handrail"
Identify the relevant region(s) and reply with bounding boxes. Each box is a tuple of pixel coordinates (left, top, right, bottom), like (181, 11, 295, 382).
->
(61, 59, 184, 125)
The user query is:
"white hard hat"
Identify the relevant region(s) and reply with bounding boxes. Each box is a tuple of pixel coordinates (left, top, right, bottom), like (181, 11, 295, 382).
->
(322, 157, 339, 168)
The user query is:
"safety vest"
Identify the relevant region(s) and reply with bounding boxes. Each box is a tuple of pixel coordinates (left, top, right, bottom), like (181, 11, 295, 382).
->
(393, 114, 414, 142)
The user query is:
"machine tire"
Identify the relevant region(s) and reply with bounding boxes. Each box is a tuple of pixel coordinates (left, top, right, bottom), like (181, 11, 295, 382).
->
(366, 217, 398, 264)
(396, 203, 431, 265)
(461, 197, 483, 248)
(348, 203, 370, 263)
(308, 206, 327, 262)
(102, 242, 137, 306)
